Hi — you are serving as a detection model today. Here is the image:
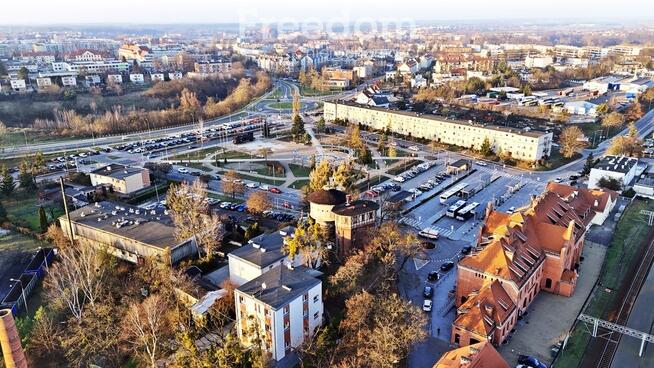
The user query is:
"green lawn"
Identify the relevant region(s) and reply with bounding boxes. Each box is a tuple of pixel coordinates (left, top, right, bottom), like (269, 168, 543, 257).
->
(289, 179, 309, 190)
(534, 147, 582, 171)
(254, 161, 285, 177)
(0, 131, 81, 149)
(237, 173, 286, 186)
(4, 194, 64, 232)
(175, 162, 213, 172)
(208, 192, 243, 204)
(268, 101, 294, 110)
(555, 198, 654, 367)
(288, 163, 311, 177)
(300, 85, 338, 97)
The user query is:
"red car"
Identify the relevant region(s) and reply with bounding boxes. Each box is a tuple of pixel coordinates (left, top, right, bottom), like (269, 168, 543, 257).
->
(269, 187, 282, 194)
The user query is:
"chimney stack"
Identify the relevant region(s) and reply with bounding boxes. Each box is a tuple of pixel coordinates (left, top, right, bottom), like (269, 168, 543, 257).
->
(0, 309, 28, 368)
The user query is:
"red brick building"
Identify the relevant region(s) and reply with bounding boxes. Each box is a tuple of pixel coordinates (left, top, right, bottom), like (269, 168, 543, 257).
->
(434, 341, 509, 368)
(452, 183, 616, 347)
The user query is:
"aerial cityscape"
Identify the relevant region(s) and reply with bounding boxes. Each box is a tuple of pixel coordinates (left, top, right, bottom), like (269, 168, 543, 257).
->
(1, 1, 654, 367)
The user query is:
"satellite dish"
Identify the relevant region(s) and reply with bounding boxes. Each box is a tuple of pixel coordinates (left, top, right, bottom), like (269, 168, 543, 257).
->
(261, 282, 267, 290)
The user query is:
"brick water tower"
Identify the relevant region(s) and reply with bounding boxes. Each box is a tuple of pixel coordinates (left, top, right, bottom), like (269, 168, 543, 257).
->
(0, 309, 28, 368)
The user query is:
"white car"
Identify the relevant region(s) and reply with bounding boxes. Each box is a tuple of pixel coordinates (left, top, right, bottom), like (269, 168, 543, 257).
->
(409, 145, 420, 152)
(422, 300, 433, 312)
(476, 161, 488, 167)
(394, 176, 406, 183)
(554, 177, 563, 183)
(246, 182, 258, 189)
(177, 167, 189, 174)
(259, 184, 270, 191)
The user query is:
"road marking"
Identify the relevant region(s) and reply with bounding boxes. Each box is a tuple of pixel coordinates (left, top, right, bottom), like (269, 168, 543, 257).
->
(414, 258, 430, 271)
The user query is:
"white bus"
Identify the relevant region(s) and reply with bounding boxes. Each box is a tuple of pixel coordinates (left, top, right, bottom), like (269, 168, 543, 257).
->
(446, 200, 467, 218)
(455, 202, 480, 221)
(440, 183, 468, 204)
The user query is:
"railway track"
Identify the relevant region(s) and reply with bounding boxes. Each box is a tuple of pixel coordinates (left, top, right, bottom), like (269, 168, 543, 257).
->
(592, 232, 654, 368)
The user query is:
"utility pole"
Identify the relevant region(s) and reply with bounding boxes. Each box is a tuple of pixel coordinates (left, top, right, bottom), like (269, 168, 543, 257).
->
(60, 177, 74, 245)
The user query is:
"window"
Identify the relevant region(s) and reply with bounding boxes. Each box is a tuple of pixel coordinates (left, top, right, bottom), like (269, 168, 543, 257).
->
(283, 306, 289, 315)
(302, 293, 308, 302)
(313, 295, 319, 303)
(314, 312, 319, 320)
(545, 278, 552, 289)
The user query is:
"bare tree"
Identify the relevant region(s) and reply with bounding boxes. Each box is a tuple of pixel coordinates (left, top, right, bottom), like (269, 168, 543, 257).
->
(44, 243, 106, 321)
(124, 295, 172, 368)
(167, 181, 224, 261)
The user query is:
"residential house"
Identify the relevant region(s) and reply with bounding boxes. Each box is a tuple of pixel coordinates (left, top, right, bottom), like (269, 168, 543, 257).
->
(89, 164, 151, 194)
(434, 341, 509, 368)
(235, 265, 323, 362)
(129, 73, 145, 84)
(588, 155, 638, 190)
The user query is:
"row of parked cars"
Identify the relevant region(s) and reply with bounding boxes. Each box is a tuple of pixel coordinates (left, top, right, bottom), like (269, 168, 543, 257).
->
(364, 181, 401, 198)
(393, 161, 438, 183)
(407, 171, 453, 200)
(46, 149, 109, 171)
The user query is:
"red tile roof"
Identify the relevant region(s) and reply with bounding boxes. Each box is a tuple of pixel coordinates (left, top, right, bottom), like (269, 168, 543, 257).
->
(434, 341, 510, 368)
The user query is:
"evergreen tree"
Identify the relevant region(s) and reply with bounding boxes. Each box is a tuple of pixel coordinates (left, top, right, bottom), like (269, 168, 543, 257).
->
(582, 152, 595, 176)
(357, 145, 373, 165)
(479, 137, 494, 156)
(315, 117, 326, 133)
(18, 161, 36, 191)
(39, 206, 48, 233)
(291, 114, 305, 142)
(0, 199, 6, 220)
(0, 165, 14, 196)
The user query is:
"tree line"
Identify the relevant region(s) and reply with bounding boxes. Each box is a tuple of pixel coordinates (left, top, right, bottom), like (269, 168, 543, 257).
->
(30, 72, 271, 136)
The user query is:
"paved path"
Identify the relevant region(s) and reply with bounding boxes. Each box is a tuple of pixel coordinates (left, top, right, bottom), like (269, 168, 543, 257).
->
(498, 242, 607, 365)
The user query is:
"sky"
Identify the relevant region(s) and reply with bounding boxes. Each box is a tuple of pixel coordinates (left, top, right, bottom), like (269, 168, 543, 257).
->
(1, 0, 653, 25)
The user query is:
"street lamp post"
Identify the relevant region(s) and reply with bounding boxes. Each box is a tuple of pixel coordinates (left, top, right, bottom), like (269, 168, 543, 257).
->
(10, 278, 28, 315)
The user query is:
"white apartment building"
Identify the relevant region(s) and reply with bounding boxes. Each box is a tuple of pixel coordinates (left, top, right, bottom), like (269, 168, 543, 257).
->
(168, 71, 183, 80)
(150, 73, 165, 82)
(129, 73, 145, 84)
(36, 77, 52, 88)
(107, 74, 123, 84)
(235, 265, 323, 361)
(52, 60, 130, 74)
(228, 227, 301, 287)
(61, 76, 77, 87)
(89, 164, 150, 194)
(10, 79, 27, 91)
(324, 102, 553, 162)
(194, 60, 232, 75)
(588, 156, 639, 190)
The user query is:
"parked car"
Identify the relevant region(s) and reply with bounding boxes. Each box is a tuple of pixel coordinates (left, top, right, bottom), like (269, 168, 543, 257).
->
(408, 145, 420, 152)
(423, 286, 433, 298)
(440, 262, 455, 272)
(422, 299, 433, 312)
(177, 167, 189, 174)
(427, 271, 439, 282)
(246, 182, 258, 189)
(517, 355, 548, 368)
(461, 246, 472, 255)
(475, 161, 488, 167)
(554, 177, 563, 183)
(269, 187, 282, 194)
(421, 241, 435, 249)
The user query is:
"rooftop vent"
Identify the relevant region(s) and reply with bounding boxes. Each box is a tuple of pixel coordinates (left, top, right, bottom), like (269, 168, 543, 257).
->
(282, 285, 292, 291)
(106, 165, 112, 171)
